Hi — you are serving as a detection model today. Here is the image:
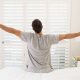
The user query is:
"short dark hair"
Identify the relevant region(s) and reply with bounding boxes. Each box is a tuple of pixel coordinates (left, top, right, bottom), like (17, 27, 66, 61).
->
(32, 19, 43, 33)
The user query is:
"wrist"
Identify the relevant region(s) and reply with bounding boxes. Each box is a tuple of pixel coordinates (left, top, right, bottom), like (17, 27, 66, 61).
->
(79, 32, 80, 35)
(0, 24, 1, 28)
(0, 24, 3, 29)
(78, 32, 80, 36)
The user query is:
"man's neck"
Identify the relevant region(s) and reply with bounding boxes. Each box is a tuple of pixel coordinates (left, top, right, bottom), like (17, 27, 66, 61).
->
(36, 32, 43, 36)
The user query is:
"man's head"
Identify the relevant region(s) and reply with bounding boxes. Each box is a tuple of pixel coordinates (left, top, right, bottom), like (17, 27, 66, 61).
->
(32, 19, 43, 33)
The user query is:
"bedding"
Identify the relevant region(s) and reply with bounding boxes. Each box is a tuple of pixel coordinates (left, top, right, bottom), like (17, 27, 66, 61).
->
(0, 67, 80, 80)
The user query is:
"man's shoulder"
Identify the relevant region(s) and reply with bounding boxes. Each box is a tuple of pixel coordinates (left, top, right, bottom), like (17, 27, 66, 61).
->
(22, 32, 34, 35)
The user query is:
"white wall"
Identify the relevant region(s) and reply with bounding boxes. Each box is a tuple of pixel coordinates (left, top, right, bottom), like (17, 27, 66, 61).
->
(70, 0, 80, 57)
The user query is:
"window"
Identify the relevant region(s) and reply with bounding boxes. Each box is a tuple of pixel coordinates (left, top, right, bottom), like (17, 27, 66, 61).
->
(0, 0, 71, 69)
(2, 0, 25, 67)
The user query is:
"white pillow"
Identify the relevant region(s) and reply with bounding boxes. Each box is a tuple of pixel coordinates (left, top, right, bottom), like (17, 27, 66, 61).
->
(77, 61, 80, 67)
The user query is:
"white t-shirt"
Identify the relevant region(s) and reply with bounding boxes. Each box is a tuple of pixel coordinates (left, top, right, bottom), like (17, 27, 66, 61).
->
(20, 32, 59, 73)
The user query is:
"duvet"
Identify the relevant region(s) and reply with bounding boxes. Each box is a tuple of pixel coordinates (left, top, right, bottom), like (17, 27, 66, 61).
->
(0, 67, 80, 80)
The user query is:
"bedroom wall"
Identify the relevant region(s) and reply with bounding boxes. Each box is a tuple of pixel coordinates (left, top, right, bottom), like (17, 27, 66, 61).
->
(70, 0, 80, 57)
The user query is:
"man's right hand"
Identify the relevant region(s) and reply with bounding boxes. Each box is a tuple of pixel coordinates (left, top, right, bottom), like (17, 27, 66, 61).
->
(0, 24, 22, 38)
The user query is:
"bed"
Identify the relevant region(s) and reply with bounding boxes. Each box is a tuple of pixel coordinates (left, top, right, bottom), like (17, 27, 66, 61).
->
(0, 67, 80, 80)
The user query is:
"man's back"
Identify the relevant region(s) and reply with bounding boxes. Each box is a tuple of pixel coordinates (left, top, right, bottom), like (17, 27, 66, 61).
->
(20, 32, 59, 73)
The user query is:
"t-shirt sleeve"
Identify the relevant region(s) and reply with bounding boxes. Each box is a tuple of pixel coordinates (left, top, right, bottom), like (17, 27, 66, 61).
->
(20, 32, 31, 42)
(48, 34, 59, 45)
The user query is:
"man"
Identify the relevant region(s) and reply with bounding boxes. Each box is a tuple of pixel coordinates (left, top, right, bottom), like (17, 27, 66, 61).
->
(0, 19, 80, 73)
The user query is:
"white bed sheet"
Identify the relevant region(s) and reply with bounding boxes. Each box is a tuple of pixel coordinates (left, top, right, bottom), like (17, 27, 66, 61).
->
(0, 67, 80, 80)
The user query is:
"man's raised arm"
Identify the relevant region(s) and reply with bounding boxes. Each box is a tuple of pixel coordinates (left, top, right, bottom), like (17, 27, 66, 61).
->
(59, 32, 80, 41)
(0, 24, 22, 37)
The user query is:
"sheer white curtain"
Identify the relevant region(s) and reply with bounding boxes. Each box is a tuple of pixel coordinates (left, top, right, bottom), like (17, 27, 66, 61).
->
(0, 0, 25, 68)
(0, 0, 71, 69)
(0, 0, 4, 69)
